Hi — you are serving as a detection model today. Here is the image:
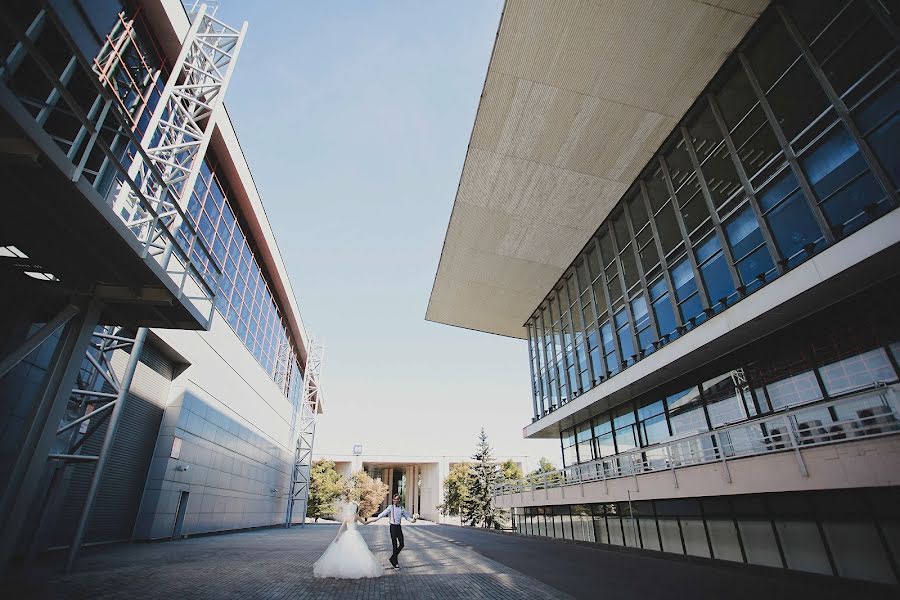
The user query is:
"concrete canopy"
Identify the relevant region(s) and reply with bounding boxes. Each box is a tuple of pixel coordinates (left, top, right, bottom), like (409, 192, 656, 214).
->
(426, 0, 768, 339)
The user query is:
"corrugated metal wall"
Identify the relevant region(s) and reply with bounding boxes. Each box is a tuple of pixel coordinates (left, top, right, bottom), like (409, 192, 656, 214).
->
(52, 339, 174, 547)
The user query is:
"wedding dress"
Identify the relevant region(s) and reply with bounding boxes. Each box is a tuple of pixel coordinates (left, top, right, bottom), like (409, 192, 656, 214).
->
(313, 505, 382, 579)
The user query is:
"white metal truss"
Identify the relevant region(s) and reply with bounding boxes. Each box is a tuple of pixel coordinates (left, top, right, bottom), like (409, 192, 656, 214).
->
(286, 340, 324, 528)
(273, 339, 294, 398)
(110, 5, 246, 271)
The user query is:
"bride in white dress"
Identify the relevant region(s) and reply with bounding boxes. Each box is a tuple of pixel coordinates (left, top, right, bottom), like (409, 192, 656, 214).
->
(313, 502, 382, 579)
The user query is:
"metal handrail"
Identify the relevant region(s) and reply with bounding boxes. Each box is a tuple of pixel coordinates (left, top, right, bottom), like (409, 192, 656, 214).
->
(493, 383, 900, 497)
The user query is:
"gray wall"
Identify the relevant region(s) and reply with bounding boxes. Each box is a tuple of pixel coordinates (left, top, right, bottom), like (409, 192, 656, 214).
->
(134, 388, 294, 540)
(51, 342, 174, 547)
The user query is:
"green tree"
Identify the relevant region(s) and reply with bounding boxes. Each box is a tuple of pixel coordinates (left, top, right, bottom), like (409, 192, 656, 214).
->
(437, 462, 470, 517)
(344, 470, 389, 519)
(462, 428, 506, 529)
(307, 459, 344, 522)
(527, 457, 560, 486)
(499, 459, 523, 483)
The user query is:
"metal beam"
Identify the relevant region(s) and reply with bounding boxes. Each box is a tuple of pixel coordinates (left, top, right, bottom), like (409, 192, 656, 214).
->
(679, 124, 744, 300)
(777, 4, 899, 210)
(621, 198, 661, 344)
(606, 220, 642, 362)
(0, 299, 102, 575)
(65, 327, 147, 573)
(285, 340, 324, 528)
(658, 155, 712, 314)
(737, 51, 835, 247)
(0, 304, 79, 379)
(706, 93, 784, 276)
(639, 180, 684, 330)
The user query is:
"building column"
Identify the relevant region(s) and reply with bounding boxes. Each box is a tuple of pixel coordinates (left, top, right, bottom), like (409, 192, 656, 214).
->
(438, 458, 449, 524)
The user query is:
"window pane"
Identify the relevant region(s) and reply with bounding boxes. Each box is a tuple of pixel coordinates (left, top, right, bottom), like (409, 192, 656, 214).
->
(655, 202, 683, 255)
(818, 348, 896, 396)
(594, 432, 615, 458)
(716, 65, 758, 135)
(703, 373, 749, 428)
(687, 103, 745, 216)
(767, 371, 823, 410)
(653, 294, 678, 338)
(670, 258, 697, 302)
(746, 19, 801, 94)
(698, 240, 736, 306)
(759, 171, 823, 264)
(638, 399, 669, 446)
(613, 403, 637, 453)
(801, 125, 886, 236)
(856, 79, 900, 190)
(725, 207, 775, 289)
(767, 59, 831, 145)
(667, 387, 708, 435)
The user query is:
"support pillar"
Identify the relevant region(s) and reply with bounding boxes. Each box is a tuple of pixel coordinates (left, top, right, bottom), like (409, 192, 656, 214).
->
(0, 298, 102, 574)
(65, 327, 147, 573)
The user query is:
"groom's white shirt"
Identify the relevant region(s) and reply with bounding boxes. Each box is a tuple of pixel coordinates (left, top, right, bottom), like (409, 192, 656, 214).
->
(376, 505, 413, 525)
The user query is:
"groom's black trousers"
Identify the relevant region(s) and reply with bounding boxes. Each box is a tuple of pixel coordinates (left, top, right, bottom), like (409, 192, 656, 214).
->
(389, 524, 404, 563)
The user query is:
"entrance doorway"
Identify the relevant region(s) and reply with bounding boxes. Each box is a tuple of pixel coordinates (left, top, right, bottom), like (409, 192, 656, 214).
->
(392, 468, 406, 506)
(172, 491, 189, 540)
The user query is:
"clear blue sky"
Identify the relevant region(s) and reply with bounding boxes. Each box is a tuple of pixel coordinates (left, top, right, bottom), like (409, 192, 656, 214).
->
(214, 0, 559, 465)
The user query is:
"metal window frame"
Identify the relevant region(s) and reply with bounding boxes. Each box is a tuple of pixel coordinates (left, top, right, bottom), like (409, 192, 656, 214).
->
(658, 155, 713, 315)
(679, 124, 745, 301)
(590, 237, 625, 371)
(706, 92, 786, 276)
(571, 261, 600, 386)
(621, 202, 662, 349)
(526, 322, 541, 420)
(777, 4, 899, 211)
(639, 181, 684, 332)
(737, 51, 836, 247)
(546, 296, 568, 407)
(560, 271, 586, 395)
(606, 220, 642, 362)
(537, 309, 558, 411)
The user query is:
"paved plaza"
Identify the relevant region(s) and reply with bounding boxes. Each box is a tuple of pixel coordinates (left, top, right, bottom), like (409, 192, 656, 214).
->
(4, 522, 897, 599)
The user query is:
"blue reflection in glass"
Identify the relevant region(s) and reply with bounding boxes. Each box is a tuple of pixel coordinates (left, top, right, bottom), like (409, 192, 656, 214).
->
(653, 294, 677, 338)
(700, 253, 735, 306)
(760, 170, 823, 266)
(857, 80, 900, 189)
(671, 259, 696, 301)
(802, 125, 883, 236)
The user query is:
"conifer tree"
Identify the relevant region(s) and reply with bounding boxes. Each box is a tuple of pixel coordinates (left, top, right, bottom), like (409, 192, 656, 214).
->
(462, 428, 506, 528)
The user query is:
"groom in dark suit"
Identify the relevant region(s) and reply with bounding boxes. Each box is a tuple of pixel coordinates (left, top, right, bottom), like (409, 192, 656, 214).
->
(370, 494, 416, 568)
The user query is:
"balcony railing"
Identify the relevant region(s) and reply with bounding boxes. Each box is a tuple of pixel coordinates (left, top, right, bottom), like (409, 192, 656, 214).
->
(494, 383, 900, 497)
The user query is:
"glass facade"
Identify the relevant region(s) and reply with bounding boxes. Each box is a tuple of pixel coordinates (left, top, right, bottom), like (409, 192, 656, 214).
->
(512, 487, 900, 584)
(1, 1, 304, 396)
(559, 281, 900, 466)
(176, 155, 303, 388)
(527, 0, 899, 421)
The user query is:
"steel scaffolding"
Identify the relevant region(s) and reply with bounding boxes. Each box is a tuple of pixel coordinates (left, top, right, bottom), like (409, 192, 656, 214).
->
(0, 2, 246, 574)
(286, 340, 324, 528)
(112, 4, 246, 274)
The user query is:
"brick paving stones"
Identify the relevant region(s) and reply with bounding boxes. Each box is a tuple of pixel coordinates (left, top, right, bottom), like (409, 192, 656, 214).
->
(4, 523, 571, 600)
(8, 522, 895, 599)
